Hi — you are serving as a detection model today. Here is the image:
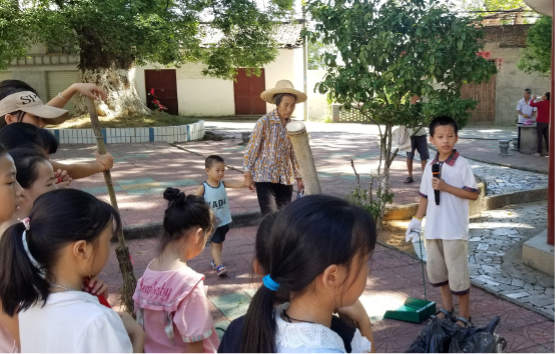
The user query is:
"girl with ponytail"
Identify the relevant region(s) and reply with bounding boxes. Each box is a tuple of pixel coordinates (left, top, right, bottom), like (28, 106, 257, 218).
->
(0, 189, 144, 352)
(133, 188, 220, 353)
(240, 195, 377, 353)
(0, 143, 23, 352)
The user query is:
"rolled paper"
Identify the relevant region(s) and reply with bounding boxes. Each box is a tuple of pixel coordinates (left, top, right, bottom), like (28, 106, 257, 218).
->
(287, 121, 321, 195)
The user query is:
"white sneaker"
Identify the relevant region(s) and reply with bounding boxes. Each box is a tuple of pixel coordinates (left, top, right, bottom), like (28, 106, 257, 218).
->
(533, 153, 541, 157)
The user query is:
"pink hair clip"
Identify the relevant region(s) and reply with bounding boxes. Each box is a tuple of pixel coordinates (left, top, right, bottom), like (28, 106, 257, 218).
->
(20, 218, 30, 231)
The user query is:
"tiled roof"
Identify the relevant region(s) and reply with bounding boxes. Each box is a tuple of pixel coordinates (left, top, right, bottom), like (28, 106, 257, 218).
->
(198, 22, 304, 49)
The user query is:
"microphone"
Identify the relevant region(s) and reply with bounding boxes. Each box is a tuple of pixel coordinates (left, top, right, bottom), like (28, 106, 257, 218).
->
(432, 163, 441, 206)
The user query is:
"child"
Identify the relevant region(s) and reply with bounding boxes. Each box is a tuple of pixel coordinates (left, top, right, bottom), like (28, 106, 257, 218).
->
(9, 145, 65, 219)
(406, 116, 479, 328)
(0, 143, 23, 352)
(0, 80, 113, 179)
(194, 155, 246, 277)
(133, 187, 220, 353)
(0, 189, 144, 352)
(218, 211, 373, 353)
(0, 123, 71, 186)
(240, 195, 376, 353)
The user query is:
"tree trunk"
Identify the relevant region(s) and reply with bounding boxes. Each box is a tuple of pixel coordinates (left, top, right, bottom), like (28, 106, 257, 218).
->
(73, 67, 150, 118)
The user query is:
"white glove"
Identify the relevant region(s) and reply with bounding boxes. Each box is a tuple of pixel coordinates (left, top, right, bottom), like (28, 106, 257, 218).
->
(405, 217, 422, 242)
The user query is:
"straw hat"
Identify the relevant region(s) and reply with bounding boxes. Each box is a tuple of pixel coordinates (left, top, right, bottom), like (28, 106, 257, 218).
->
(260, 80, 307, 104)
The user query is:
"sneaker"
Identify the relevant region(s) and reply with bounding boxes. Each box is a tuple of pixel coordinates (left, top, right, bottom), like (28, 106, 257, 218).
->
(216, 265, 228, 277)
(533, 153, 541, 157)
(210, 259, 217, 270)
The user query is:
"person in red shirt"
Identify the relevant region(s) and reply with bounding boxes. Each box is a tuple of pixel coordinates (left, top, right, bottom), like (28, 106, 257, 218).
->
(530, 92, 551, 156)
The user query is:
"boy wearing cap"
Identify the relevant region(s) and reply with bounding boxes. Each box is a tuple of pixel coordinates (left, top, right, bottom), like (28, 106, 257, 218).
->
(406, 116, 479, 328)
(0, 82, 113, 179)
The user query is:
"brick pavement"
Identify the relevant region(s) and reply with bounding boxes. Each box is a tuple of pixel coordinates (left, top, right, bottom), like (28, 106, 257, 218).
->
(100, 226, 555, 353)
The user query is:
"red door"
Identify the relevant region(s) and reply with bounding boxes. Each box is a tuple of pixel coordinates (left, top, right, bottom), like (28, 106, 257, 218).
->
(234, 69, 267, 115)
(145, 69, 178, 115)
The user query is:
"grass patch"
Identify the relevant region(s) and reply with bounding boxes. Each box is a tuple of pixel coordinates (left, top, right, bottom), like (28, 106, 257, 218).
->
(52, 112, 199, 129)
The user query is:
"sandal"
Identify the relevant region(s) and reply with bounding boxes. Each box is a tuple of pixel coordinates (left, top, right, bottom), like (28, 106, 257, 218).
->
(432, 307, 454, 321)
(216, 265, 228, 277)
(455, 316, 473, 328)
(404, 176, 415, 183)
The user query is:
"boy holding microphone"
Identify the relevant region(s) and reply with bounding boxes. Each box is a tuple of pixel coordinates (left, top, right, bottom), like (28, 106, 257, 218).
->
(406, 116, 479, 327)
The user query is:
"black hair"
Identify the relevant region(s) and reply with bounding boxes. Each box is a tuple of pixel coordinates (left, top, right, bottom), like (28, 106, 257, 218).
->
(524, 88, 532, 94)
(545, 92, 550, 101)
(273, 93, 297, 106)
(0, 189, 121, 316)
(159, 187, 215, 255)
(255, 212, 279, 275)
(205, 155, 224, 169)
(0, 142, 6, 158)
(8, 144, 49, 189)
(0, 80, 39, 129)
(0, 122, 59, 154)
(240, 195, 376, 352)
(429, 116, 459, 136)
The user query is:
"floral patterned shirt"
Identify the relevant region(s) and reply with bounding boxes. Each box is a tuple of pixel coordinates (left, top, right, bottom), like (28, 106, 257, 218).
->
(243, 110, 301, 185)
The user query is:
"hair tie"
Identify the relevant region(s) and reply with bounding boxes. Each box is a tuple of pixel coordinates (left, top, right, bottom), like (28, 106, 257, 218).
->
(263, 275, 280, 291)
(19, 217, 30, 231)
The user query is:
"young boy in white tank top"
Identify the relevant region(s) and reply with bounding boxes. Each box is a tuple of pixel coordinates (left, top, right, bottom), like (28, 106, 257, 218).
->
(195, 155, 248, 276)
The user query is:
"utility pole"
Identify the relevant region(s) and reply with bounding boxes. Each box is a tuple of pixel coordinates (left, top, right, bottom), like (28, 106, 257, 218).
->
(302, 2, 308, 121)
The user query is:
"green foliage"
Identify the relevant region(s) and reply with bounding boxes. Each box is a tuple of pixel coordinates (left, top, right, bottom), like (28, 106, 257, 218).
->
(347, 176, 393, 221)
(518, 16, 552, 77)
(0, 0, 293, 79)
(307, 0, 497, 130)
(308, 40, 335, 70)
(468, 0, 529, 11)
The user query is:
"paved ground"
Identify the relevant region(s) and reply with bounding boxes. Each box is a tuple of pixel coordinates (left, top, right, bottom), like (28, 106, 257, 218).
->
(100, 225, 555, 353)
(57, 123, 548, 227)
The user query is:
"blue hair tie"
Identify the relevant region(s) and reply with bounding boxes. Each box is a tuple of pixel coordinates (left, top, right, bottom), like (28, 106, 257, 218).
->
(263, 275, 280, 291)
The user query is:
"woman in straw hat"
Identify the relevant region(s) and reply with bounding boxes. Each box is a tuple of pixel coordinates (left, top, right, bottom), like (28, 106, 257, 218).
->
(243, 80, 307, 215)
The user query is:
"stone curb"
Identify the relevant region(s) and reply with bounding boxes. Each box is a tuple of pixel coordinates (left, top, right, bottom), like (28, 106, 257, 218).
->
(122, 211, 262, 241)
(384, 188, 548, 220)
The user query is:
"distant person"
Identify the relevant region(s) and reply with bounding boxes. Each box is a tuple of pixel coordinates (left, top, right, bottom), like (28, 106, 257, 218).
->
(516, 88, 537, 124)
(404, 95, 429, 183)
(530, 92, 551, 156)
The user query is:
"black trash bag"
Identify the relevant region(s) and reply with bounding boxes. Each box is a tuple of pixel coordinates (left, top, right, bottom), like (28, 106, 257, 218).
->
(406, 316, 507, 353)
(406, 317, 455, 353)
(448, 317, 507, 353)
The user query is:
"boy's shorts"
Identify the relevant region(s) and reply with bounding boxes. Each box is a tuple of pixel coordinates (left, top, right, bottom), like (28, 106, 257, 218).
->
(426, 239, 470, 295)
(406, 135, 430, 161)
(211, 224, 230, 244)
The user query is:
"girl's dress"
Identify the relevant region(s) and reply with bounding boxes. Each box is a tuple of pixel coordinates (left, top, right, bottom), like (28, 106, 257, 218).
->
(19, 291, 132, 352)
(133, 262, 219, 353)
(274, 303, 372, 353)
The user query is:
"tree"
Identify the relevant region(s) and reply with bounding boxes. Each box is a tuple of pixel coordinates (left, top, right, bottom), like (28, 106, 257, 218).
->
(518, 16, 552, 77)
(308, 41, 335, 69)
(0, 0, 293, 116)
(307, 0, 496, 223)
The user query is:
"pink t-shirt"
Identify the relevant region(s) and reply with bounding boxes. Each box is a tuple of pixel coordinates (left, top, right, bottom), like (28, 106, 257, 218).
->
(133, 263, 219, 353)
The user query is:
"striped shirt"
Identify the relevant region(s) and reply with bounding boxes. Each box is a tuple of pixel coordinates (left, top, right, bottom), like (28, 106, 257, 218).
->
(243, 110, 301, 185)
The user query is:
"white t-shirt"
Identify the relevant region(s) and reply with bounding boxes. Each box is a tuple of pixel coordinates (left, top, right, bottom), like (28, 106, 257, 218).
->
(516, 98, 537, 123)
(19, 291, 132, 353)
(274, 303, 372, 353)
(419, 151, 478, 240)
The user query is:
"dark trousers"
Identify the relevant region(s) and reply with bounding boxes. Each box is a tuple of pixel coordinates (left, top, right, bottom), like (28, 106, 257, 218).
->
(537, 122, 549, 154)
(255, 182, 294, 215)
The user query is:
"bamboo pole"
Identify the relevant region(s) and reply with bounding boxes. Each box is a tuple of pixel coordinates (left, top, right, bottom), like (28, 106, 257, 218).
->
(286, 121, 321, 195)
(86, 98, 137, 314)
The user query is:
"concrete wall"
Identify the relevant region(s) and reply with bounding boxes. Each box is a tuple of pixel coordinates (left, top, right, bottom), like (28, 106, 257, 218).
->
(134, 48, 303, 117)
(484, 43, 550, 125)
(307, 69, 328, 119)
(482, 25, 551, 126)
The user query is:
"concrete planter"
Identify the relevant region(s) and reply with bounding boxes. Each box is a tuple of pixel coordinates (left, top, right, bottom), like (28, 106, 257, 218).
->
(47, 121, 205, 144)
